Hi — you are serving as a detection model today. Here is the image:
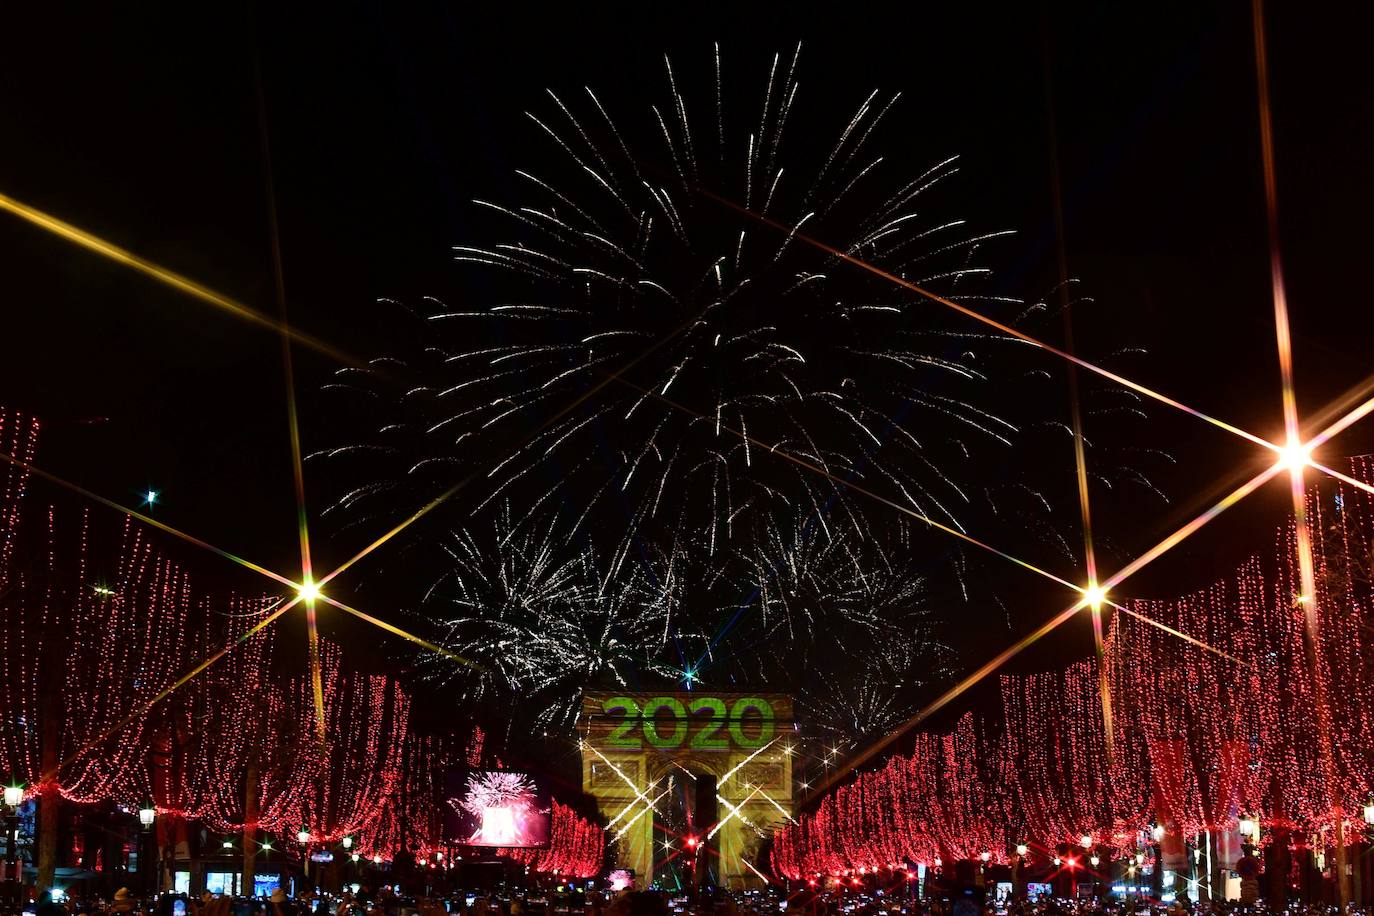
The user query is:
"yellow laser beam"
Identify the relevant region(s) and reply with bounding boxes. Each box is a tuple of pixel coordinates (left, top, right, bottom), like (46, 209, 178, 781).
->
(1309, 387, 1374, 449)
(709, 786, 762, 840)
(318, 595, 482, 669)
(316, 276, 746, 591)
(42, 596, 296, 783)
(315, 480, 477, 589)
(606, 786, 663, 834)
(750, 785, 798, 825)
(1090, 585, 1113, 757)
(0, 192, 362, 367)
(1106, 600, 1247, 665)
(256, 81, 319, 632)
(803, 461, 1278, 807)
(800, 596, 1084, 806)
(306, 599, 327, 744)
(0, 449, 300, 591)
(697, 186, 1280, 453)
(1045, 68, 1111, 757)
(1101, 465, 1283, 591)
(627, 380, 1082, 592)
(611, 787, 671, 843)
(718, 739, 778, 788)
(582, 742, 663, 831)
(1254, 0, 1345, 885)
(1310, 462, 1374, 498)
(714, 796, 757, 835)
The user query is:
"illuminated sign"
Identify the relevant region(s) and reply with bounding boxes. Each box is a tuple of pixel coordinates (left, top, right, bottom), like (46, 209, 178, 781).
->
(582, 692, 788, 751)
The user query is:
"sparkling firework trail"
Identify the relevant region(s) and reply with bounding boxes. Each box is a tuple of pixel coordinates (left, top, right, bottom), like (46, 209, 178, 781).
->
(318, 46, 1162, 723)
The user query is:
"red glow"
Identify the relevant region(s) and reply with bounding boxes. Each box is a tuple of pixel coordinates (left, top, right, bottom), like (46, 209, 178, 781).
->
(770, 459, 1374, 880)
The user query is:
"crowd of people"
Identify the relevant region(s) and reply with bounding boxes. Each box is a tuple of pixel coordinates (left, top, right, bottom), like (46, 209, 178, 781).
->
(10, 886, 1374, 916)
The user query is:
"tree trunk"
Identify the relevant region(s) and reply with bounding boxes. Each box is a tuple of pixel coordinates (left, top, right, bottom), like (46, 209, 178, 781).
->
(1334, 816, 1351, 907)
(242, 758, 258, 896)
(36, 670, 61, 893)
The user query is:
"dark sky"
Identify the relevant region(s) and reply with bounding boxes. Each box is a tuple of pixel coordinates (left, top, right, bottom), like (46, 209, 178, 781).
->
(3, 3, 1373, 688)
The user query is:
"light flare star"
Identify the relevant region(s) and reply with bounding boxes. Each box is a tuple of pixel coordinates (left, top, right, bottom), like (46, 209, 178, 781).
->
(1080, 583, 1108, 612)
(1273, 439, 1314, 473)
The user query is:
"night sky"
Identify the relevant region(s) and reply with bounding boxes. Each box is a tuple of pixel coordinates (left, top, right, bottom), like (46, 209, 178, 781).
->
(3, 3, 1373, 711)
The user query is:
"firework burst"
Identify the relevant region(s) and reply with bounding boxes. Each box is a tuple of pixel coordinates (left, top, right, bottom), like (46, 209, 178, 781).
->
(318, 45, 1161, 726)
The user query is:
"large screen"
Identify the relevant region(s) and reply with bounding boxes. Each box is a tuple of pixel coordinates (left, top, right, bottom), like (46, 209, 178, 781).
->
(442, 770, 552, 848)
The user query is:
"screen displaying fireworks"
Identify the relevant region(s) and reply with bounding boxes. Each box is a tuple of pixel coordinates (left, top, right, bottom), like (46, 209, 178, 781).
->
(443, 769, 551, 848)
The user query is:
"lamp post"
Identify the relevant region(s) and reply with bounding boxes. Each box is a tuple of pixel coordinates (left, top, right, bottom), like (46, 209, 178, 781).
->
(3, 784, 23, 905)
(340, 836, 353, 888)
(139, 805, 157, 896)
(1238, 813, 1259, 866)
(297, 830, 311, 894)
(1149, 824, 1167, 901)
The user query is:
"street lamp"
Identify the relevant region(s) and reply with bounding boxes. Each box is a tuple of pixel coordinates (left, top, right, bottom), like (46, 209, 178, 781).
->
(137, 805, 157, 896)
(297, 830, 312, 890)
(1238, 814, 1257, 838)
(1089, 855, 1100, 868)
(3, 783, 23, 903)
(1363, 800, 1374, 826)
(1079, 835, 1093, 849)
(341, 836, 353, 850)
(1016, 844, 1029, 857)
(1151, 824, 1165, 843)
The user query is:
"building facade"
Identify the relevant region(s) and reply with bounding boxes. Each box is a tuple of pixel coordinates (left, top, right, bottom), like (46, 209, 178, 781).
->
(579, 692, 794, 890)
